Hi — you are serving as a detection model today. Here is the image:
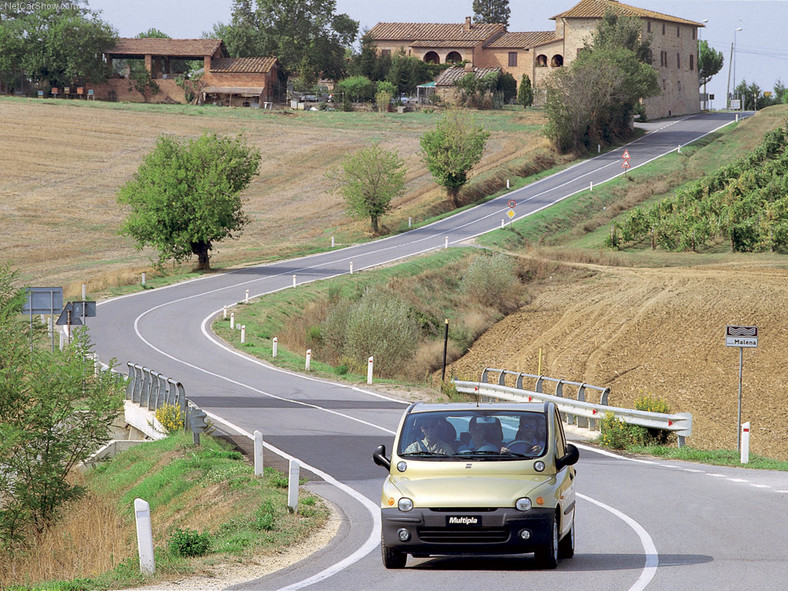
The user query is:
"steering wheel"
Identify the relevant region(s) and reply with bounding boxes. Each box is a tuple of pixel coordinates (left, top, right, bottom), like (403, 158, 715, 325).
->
(506, 440, 536, 455)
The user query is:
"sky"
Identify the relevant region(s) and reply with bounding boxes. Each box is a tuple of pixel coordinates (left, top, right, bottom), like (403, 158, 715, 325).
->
(86, 0, 788, 108)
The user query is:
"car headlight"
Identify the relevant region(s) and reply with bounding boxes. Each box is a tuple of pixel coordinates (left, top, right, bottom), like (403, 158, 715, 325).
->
(398, 497, 414, 512)
(515, 497, 532, 512)
(534, 461, 545, 472)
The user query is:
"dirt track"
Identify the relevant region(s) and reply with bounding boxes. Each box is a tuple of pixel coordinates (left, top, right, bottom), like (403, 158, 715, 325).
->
(447, 259, 788, 460)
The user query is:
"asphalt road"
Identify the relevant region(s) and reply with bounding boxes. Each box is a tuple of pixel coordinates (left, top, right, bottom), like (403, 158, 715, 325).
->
(89, 112, 788, 590)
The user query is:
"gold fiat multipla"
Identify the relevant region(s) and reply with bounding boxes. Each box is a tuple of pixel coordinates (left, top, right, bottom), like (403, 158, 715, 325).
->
(373, 401, 579, 569)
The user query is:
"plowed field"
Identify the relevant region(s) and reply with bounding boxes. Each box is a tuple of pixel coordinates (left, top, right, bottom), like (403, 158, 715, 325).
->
(447, 259, 788, 460)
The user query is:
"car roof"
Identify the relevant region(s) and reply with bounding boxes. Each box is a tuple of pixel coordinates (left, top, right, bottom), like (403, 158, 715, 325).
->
(407, 401, 548, 414)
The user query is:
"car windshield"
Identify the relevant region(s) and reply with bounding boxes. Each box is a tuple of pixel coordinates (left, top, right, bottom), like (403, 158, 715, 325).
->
(397, 410, 547, 460)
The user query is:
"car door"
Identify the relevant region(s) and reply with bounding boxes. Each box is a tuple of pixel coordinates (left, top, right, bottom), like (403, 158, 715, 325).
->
(553, 408, 576, 537)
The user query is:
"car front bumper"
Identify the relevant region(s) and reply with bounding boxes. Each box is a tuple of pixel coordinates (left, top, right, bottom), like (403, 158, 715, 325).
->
(381, 506, 555, 556)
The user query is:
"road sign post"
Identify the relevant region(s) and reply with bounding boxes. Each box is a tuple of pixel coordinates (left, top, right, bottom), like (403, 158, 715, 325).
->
(725, 325, 758, 452)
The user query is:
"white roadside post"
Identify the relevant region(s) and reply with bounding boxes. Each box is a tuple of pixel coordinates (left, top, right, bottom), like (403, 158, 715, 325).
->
(141, 272, 146, 286)
(245, 289, 249, 304)
(741, 422, 751, 464)
(134, 498, 155, 575)
(254, 430, 264, 476)
(230, 312, 235, 330)
(292, 274, 297, 288)
(444, 236, 448, 249)
(241, 325, 246, 344)
(287, 459, 300, 512)
(305, 349, 311, 371)
(223, 306, 227, 319)
(367, 356, 374, 384)
(272, 337, 278, 358)
(350, 261, 354, 275)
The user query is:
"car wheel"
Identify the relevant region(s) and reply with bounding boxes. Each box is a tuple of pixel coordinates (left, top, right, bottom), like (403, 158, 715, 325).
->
(558, 514, 575, 559)
(381, 534, 407, 569)
(534, 514, 559, 569)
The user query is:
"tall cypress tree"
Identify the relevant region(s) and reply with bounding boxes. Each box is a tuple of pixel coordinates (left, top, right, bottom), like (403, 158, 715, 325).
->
(472, 0, 511, 27)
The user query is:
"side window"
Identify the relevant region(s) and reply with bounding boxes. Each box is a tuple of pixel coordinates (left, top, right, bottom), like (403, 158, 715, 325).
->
(554, 412, 567, 460)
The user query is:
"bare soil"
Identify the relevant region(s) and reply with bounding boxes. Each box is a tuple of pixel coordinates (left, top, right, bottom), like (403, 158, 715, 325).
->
(447, 257, 788, 460)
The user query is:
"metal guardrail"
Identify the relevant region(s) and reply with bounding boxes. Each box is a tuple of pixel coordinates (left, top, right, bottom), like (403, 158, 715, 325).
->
(480, 368, 610, 430)
(125, 362, 206, 436)
(454, 368, 693, 448)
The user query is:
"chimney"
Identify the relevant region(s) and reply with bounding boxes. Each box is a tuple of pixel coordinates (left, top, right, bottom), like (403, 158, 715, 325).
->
(464, 16, 472, 31)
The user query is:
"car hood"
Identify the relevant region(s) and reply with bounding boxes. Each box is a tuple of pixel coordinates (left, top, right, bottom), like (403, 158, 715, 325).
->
(389, 474, 553, 508)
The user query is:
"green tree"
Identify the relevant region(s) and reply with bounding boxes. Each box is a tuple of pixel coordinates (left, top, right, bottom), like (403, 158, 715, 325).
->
(517, 73, 534, 108)
(0, 1, 116, 91)
(472, 0, 510, 26)
(420, 110, 490, 206)
(326, 143, 406, 233)
(386, 53, 431, 96)
(698, 40, 724, 89)
(217, 0, 358, 81)
(337, 75, 375, 102)
(117, 133, 261, 270)
(544, 10, 658, 152)
(0, 267, 124, 546)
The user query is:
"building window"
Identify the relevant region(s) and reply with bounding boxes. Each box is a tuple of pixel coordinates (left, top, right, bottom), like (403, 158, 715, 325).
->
(660, 51, 667, 67)
(677, 25, 680, 38)
(677, 53, 681, 69)
(662, 23, 665, 35)
(647, 21, 651, 33)
(508, 52, 517, 67)
(381, 49, 391, 58)
(692, 28, 696, 40)
(690, 54, 694, 71)
(678, 80, 682, 92)
(551, 54, 563, 67)
(536, 54, 547, 67)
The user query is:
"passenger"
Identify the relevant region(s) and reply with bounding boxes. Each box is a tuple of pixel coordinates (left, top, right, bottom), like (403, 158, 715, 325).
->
(459, 420, 497, 452)
(404, 417, 456, 454)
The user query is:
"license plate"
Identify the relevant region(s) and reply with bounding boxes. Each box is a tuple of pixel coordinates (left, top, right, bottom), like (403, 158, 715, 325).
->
(446, 515, 482, 527)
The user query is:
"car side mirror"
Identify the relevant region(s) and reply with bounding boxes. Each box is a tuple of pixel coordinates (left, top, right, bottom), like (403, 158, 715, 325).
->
(373, 444, 391, 471)
(556, 443, 579, 471)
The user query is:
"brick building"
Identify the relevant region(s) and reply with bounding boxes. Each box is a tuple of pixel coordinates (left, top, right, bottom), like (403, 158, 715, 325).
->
(99, 38, 279, 107)
(369, 0, 704, 119)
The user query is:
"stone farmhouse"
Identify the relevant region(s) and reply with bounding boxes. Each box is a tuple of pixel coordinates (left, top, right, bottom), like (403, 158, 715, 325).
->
(97, 38, 279, 107)
(369, 0, 704, 119)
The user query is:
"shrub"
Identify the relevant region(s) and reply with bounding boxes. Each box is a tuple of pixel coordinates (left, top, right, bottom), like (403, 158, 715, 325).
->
(168, 528, 211, 557)
(635, 394, 675, 445)
(460, 253, 522, 312)
(254, 501, 276, 531)
(155, 403, 184, 434)
(599, 412, 646, 449)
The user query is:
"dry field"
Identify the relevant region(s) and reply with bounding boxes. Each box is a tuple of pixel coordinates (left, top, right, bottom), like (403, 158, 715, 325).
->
(447, 257, 788, 460)
(0, 98, 550, 295)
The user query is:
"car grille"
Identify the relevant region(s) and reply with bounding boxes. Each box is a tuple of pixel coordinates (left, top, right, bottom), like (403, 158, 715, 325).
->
(417, 527, 510, 544)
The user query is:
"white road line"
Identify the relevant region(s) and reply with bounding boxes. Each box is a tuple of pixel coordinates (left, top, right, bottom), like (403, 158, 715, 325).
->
(578, 493, 658, 591)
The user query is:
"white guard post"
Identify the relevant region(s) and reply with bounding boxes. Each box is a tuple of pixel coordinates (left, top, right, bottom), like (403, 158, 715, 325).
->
(254, 430, 264, 476)
(134, 498, 155, 575)
(741, 422, 750, 464)
(288, 459, 300, 512)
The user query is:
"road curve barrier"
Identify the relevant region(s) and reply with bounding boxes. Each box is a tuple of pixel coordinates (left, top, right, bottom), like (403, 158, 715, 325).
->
(453, 368, 692, 447)
(125, 362, 207, 437)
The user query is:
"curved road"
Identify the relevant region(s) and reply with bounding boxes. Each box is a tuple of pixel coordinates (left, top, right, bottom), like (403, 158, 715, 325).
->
(89, 112, 788, 590)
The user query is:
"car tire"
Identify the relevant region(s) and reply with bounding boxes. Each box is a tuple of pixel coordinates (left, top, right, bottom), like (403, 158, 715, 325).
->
(381, 534, 407, 569)
(534, 514, 559, 569)
(558, 514, 575, 559)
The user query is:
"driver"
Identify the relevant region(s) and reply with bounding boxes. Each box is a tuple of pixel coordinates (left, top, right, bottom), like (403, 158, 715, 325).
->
(404, 417, 456, 454)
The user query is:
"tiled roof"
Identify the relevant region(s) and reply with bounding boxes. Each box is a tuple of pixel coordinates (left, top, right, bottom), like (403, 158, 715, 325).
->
(369, 22, 505, 43)
(106, 38, 227, 58)
(203, 86, 264, 95)
(435, 66, 502, 86)
(411, 40, 483, 49)
(485, 31, 558, 49)
(552, 0, 704, 27)
(210, 57, 278, 73)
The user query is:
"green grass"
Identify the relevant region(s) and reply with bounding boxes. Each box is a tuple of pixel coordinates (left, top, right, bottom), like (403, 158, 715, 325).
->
(4, 432, 329, 590)
(626, 445, 788, 470)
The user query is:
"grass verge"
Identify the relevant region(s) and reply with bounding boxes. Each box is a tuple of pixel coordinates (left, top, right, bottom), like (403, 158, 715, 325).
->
(0, 432, 328, 590)
(624, 445, 788, 471)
